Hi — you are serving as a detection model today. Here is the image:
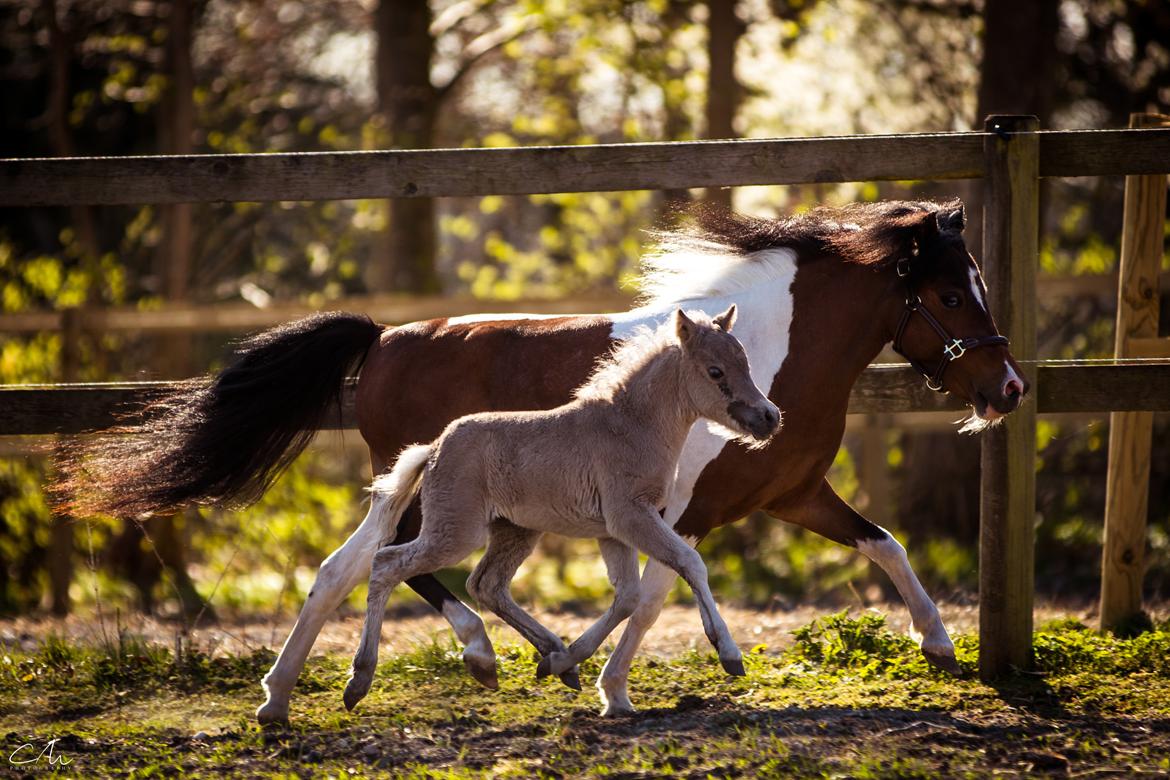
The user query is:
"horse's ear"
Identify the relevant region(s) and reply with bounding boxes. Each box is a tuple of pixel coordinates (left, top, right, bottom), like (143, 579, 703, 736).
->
(935, 205, 965, 235)
(712, 304, 737, 332)
(673, 309, 696, 344)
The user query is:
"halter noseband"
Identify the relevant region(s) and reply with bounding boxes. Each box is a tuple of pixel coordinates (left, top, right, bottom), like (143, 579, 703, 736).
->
(890, 256, 1009, 393)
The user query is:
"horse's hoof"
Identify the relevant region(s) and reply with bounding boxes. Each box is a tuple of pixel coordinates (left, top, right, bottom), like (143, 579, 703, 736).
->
(536, 655, 553, 679)
(720, 657, 746, 677)
(559, 667, 582, 691)
(923, 648, 962, 676)
(255, 701, 289, 726)
(464, 656, 500, 690)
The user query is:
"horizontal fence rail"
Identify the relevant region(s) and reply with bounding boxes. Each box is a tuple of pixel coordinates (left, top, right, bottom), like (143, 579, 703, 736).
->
(4, 362, 1169, 437)
(5, 271, 1168, 334)
(0, 294, 635, 333)
(3, 128, 1170, 206)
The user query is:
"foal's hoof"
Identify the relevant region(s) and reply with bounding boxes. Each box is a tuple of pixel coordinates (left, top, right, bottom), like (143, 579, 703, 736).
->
(559, 667, 582, 691)
(720, 656, 746, 677)
(343, 679, 370, 712)
(922, 648, 963, 676)
(255, 701, 290, 726)
(536, 655, 553, 680)
(464, 656, 500, 690)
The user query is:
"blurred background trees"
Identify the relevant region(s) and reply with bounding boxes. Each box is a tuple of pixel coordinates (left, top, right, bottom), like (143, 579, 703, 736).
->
(0, 0, 1167, 620)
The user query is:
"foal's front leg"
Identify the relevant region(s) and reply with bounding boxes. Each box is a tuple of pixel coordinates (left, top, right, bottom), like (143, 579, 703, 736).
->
(466, 520, 581, 690)
(537, 538, 640, 679)
(606, 501, 743, 676)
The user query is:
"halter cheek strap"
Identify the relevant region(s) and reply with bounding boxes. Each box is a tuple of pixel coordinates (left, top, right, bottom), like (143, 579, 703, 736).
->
(890, 257, 1010, 393)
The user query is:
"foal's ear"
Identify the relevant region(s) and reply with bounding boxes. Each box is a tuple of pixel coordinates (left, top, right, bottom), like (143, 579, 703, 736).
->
(673, 309, 697, 344)
(712, 304, 737, 332)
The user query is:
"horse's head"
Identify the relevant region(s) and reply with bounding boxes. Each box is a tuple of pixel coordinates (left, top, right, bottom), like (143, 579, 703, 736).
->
(674, 305, 781, 442)
(887, 204, 1028, 427)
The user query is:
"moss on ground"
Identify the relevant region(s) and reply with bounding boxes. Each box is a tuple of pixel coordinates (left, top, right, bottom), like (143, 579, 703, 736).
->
(0, 612, 1168, 778)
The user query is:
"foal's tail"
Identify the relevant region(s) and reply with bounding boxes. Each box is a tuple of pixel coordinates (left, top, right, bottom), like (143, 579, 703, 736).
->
(53, 312, 384, 517)
(369, 443, 435, 539)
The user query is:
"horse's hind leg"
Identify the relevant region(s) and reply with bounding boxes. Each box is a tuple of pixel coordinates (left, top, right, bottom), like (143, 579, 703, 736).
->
(466, 520, 580, 690)
(538, 538, 639, 679)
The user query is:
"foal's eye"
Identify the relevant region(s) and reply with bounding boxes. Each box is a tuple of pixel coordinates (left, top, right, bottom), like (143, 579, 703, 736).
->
(707, 366, 724, 380)
(941, 292, 963, 309)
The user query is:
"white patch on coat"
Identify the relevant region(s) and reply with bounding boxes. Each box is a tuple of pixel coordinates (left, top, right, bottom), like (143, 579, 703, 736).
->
(434, 246, 799, 532)
(611, 248, 798, 526)
(967, 266, 991, 316)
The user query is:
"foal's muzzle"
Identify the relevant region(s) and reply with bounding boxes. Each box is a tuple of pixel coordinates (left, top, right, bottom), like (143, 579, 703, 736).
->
(729, 400, 782, 440)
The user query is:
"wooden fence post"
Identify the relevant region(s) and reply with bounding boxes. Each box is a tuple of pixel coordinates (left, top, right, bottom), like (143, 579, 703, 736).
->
(1100, 112, 1170, 634)
(979, 115, 1039, 679)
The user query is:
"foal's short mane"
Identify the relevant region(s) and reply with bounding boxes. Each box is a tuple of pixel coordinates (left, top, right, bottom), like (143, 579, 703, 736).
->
(637, 200, 962, 305)
(574, 315, 704, 403)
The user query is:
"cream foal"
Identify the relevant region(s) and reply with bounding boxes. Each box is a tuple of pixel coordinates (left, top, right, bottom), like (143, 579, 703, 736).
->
(343, 306, 780, 710)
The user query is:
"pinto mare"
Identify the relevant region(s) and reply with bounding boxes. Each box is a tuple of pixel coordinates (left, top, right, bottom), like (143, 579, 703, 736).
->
(53, 200, 1029, 724)
(342, 307, 780, 710)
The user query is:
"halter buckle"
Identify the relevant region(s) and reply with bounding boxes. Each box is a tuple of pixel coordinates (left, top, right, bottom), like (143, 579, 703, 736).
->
(942, 339, 967, 361)
(926, 377, 945, 392)
(896, 257, 911, 278)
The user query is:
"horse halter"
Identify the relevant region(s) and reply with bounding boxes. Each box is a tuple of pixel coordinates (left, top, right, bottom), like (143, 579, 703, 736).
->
(890, 256, 1009, 393)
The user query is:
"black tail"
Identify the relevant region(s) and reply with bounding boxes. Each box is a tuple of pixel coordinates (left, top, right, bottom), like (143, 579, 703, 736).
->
(54, 312, 383, 517)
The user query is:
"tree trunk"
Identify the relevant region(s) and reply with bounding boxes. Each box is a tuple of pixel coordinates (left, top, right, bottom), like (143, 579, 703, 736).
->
(897, 0, 1059, 564)
(966, 0, 1059, 258)
(44, 0, 84, 616)
(145, 0, 212, 622)
(373, 0, 441, 294)
(704, 0, 743, 211)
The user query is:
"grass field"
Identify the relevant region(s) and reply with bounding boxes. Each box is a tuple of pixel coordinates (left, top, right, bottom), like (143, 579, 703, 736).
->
(1, 612, 1169, 778)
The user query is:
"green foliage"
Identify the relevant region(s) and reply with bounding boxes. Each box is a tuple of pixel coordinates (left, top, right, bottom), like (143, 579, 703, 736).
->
(789, 610, 917, 672)
(1033, 618, 1170, 676)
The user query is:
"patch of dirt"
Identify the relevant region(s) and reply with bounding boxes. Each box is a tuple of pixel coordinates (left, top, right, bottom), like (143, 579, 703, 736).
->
(2, 600, 1149, 660)
(46, 692, 1170, 778)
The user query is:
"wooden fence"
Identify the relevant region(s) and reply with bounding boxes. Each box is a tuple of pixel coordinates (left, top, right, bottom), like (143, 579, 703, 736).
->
(2, 118, 1169, 679)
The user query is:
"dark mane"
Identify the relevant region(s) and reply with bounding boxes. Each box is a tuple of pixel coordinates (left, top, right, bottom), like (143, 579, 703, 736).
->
(663, 199, 965, 268)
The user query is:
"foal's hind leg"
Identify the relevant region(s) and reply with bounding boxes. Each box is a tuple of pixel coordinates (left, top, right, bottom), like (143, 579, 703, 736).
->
(776, 480, 958, 674)
(345, 524, 485, 710)
(537, 538, 640, 679)
(258, 496, 389, 724)
(466, 520, 580, 690)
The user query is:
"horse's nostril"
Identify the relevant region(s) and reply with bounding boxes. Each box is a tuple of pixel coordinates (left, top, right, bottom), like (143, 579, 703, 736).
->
(1004, 378, 1024, 400)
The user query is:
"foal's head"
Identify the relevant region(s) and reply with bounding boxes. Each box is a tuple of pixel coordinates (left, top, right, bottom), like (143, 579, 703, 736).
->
(881, 204, 1029, 427)
(675, 305, 781, 442)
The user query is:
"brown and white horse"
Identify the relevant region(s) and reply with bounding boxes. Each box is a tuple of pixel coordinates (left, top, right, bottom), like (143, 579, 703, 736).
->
(55, 200, 1028, 724)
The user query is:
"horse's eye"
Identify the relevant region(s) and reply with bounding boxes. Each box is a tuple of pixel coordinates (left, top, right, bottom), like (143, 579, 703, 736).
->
(707, 366, 724, 380)
(941, 292, 963, 309)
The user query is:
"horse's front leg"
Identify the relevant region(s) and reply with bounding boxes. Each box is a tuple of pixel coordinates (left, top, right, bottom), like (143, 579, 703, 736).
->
(605, 501, 743, 676)
(466, 520, 580, 690)
(772, 479, 959, 674)
(538, 538, 640, 679)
